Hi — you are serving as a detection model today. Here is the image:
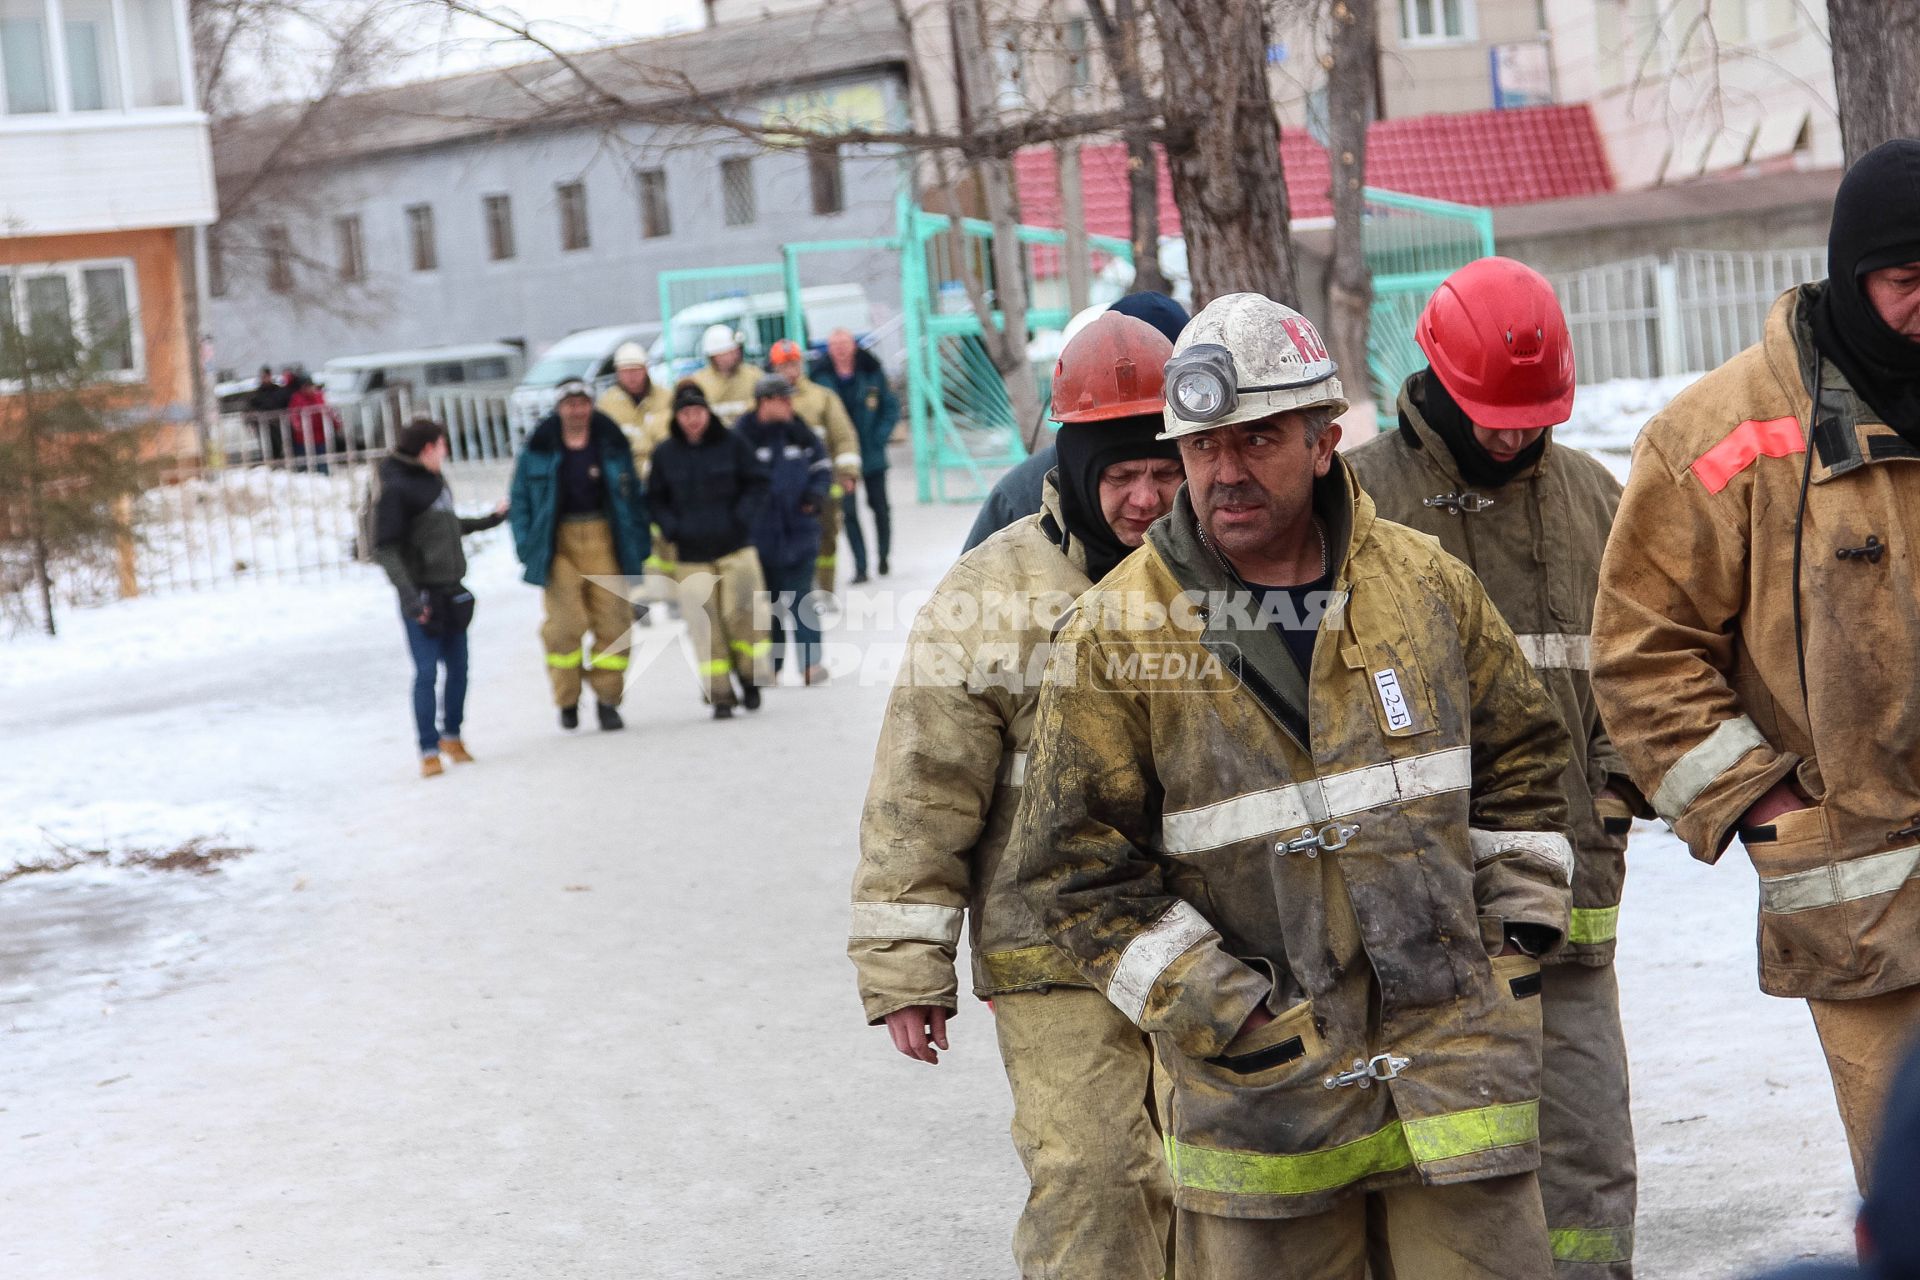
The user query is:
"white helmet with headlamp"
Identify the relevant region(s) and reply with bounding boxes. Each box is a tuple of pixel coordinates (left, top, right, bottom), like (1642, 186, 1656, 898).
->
(1159, 293, 1349, 440)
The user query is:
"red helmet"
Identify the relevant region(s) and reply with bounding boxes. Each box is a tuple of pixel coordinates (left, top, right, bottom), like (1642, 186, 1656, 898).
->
(1415, 256, 1574, 431)
(768, 338, 806, 366)
(1051, 312, 1173, 423)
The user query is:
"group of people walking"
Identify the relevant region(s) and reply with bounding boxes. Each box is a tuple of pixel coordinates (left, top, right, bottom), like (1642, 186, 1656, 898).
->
(366, 323, 899, 765)
(849, 140, 1920, 1279)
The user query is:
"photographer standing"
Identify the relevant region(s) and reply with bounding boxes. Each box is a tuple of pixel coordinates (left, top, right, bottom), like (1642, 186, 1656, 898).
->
(370, 419, 508, 778)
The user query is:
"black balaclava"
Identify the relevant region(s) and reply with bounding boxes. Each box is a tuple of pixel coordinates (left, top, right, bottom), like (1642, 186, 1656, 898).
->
(1812, 138, 1920, 442)
(1053, 416, 1180, 582)
(1400, 368, 1545, 488)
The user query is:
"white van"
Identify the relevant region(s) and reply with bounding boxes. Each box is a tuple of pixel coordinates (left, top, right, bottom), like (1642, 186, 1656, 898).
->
(653, 283, 872, 381)
(509, 322, 665, 435)
(317, 342, 526, 418)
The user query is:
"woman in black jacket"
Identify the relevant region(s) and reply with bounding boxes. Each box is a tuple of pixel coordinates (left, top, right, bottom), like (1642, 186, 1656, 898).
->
(647, 383, 770, 718)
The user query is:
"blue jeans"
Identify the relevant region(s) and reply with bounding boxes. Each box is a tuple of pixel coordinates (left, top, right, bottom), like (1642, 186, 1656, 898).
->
(402, 610, 469, 754)
(764, 557, 822, 673)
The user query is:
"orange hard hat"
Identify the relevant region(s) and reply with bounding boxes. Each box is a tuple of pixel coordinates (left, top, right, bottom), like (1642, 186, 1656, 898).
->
(1416, 256, 1575, 431)
(768, 338, 806, 366)
(1050, 312, 1173, 423)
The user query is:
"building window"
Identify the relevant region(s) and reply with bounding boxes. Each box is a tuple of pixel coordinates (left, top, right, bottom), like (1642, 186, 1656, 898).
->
(405, 203, 437, 272)
(637, 168, 671, 239)
(1400, 0, 1474, 42)
(334, 215, 365, 282)
(62, 0, 122, 111)
(721, 157, 755, 226)
(206, 229, 226, 298)
(1064, 17, 1091, 91)
(808, 146, 844, 216)
(557, 181, 590, 251)
(264, 224, 293, 293)
(0, 259, 142, 383)
(0, 0, 54, 114)
(484, 194, 515, 261)
(122, 0, 184, 106)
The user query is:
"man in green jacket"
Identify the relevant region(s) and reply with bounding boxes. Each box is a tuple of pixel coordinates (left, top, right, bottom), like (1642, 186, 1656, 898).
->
(370, 418, 507, 777)
(1346, 258, 1649, 1278)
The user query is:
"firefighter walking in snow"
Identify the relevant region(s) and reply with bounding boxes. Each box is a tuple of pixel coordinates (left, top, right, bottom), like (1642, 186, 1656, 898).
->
(689, 325, 764, 423)
(1013, 293, 1575, 1280)
(1346, 257, 1645, 1277)
(648, 382, 771, 719)
(1592, 138, 1920, 1193)
(849, 313, 1188, 1280)
(507, 379, 652, 732)
(767, 338, 862, 594)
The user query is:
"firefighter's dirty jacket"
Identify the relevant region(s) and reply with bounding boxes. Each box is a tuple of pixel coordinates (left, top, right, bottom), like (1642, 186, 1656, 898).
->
(1593, 284, 1920, 1001)
(785, 375, 864, 479)
(1346, 397, 1645, 965)
(849, 478, 1094, 1023)
(1012, 458, 1574, 1219)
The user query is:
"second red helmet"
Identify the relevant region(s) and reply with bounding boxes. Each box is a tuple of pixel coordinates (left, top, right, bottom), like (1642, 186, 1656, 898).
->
(1415, 256, 1575, 431)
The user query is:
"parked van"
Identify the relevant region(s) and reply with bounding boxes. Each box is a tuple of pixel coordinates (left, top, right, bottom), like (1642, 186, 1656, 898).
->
(317, 342, 526, 422)
(652, 284, 872, 381)
(508, 322, 664, 435)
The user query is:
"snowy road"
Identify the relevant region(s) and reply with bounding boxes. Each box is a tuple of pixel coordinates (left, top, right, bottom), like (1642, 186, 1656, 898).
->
(0, 484, 1858, 1279)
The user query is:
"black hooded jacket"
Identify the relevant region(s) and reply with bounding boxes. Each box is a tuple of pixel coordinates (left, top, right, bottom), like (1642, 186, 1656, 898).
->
(647, 419, 770, 563)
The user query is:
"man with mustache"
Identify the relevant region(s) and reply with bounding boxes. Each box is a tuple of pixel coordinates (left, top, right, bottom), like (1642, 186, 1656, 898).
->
(1014, 293, 1574, 1279)
(1346, 257, 1647, 1278)
(849, 313, 1186, 1279)
(1592, 138, 1920, 1196)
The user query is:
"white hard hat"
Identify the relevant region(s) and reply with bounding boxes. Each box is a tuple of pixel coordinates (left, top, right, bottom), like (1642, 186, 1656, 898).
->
(614, 342, 649, 369)
(1160, 293, 1348, 440)
(700, 324, 743, 357)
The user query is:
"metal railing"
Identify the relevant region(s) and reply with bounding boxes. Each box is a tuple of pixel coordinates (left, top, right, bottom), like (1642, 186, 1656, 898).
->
(1550, 247, 1827, 383)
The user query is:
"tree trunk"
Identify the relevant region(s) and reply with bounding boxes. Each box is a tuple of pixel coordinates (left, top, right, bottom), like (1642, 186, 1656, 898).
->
(1060, 140, 1092, 314)
(1088, 0, 1172, 295)
(1828, 0, 1920, 167)
(1326, 0, 1377, 422)
(951, 0, 1044, 447)
(1153, 0, 1296, 308)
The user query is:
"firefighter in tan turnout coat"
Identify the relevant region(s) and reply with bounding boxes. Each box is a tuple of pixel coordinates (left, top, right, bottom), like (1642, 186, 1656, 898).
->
(1593, 140, 1920, 1192)
(1346, 257, 1645, 1278)
(849, 312, 1188, 1280)
(1014, 293, 1576, 1280)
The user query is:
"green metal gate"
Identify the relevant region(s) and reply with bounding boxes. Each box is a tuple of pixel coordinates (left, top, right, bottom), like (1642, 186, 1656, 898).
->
(1362, 188, 1496, 401)
(656, 263, 794, 382)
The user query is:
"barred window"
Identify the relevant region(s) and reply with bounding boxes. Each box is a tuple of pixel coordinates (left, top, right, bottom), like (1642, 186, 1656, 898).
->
(484, 194, 515, 261)
(808, 146, 844, 217)
(558, 181, 590, 251)
(721, 157, 755, 227)
(405, 204, 437, 272)
(637, 168, 671, 239)
(334, 214, 365, 282)
(264, 224, 293, 292)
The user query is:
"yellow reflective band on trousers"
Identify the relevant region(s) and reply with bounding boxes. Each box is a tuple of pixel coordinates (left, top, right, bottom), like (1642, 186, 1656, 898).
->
(588, 652, 629, 671)
(546, 649, 584, 669)
(698, 658, 732, 676)
(644, 555, 677, 575)
(731, 639, 772, 657)
(1568, 906, 1620, 945)
(1163, 1100, 1538, 1198)
(1550, 1225, 1634, 1264)
(816, 554, 837, 568)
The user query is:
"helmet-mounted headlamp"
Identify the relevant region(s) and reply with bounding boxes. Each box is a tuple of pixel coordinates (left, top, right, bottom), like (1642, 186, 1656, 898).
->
(1164, 342, 1341, 426)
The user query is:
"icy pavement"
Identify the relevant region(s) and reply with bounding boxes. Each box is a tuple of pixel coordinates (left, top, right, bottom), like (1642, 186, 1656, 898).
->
(0, 463, 1858, 1279)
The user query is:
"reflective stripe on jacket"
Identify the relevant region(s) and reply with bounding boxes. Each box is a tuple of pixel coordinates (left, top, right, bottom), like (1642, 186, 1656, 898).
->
(849, 478, 1092, 1023)
(1593, 283, 1920, 1000)
(1346, 399, 1644, 964)
(1013, 459, 1573, 1219)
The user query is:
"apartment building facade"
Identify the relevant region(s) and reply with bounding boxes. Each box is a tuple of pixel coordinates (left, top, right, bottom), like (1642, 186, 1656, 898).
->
(0, 0, 214, 449)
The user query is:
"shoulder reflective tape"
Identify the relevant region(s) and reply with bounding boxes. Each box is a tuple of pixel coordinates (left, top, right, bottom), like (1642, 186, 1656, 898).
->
(1469, 829, 1575, 885)
(1107, 899, 1214, 1025)
(999, 751, 1028, 788)
(1550, 1226, 1635, 1265)
(1690, 416, 1805, 494)
(1165, 1099, 1537, 1198)
(1650, 715, 1770, 821)
(1567, 905, 1620, 945)
(1760, 844, 1920, 915)
(1162, 746, 1471, 856)
(848, 901, 964, 944)
(1512, 633, 1592, 671)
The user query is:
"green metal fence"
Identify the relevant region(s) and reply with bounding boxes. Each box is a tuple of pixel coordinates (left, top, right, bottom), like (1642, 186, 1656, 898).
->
(1362, 188, 1496, 401)
(656, 263, 794, 381)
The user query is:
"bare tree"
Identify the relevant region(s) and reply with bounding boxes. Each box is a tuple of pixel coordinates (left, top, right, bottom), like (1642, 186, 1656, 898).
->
(1827, 0, 1920, 165)
(1323, 0, 1377, 411)
(1153, 0, 1297, 307)
(1084, 0, 1171, 294)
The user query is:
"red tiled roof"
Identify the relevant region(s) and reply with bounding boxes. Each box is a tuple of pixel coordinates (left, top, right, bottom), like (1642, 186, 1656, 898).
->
(1014, 103, 1613, 244)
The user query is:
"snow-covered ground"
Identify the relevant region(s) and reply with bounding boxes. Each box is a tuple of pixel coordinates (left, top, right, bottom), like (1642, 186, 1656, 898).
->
(0, 406, 1860, 1279)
